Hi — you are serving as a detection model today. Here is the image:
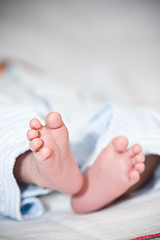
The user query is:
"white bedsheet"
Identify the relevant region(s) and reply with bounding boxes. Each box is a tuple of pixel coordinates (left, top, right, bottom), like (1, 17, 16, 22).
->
(0, 191, 160, 240)
(0, 59, 160, 240)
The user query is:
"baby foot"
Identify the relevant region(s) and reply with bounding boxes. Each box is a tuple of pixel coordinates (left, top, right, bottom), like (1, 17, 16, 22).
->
(27, 112, 83, 194)
(72, 136, 145, 213)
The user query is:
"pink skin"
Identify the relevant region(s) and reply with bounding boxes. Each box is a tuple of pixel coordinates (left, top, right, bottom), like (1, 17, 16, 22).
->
(27, 112, 145, 213)
(71, 136, 145, 213)
(27, 112, 83, 194)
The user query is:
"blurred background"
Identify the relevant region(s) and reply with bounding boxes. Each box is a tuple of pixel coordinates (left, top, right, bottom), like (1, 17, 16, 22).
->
(0, 0, 160, 105)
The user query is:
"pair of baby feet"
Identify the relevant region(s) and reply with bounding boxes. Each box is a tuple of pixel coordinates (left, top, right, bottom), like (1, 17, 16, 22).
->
(27, 112, 145, 213)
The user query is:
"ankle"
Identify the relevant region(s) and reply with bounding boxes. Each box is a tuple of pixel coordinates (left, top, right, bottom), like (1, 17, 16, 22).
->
(14, 151, 35, 184)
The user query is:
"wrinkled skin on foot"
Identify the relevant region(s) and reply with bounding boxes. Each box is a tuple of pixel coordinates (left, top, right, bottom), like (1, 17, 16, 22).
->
(72, 136, 145, 213)
(27, 112, 83, 194)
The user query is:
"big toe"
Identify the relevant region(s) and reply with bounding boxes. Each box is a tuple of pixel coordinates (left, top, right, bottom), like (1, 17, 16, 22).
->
(111, 136, 129, 153)
(45, 112, 64, 129)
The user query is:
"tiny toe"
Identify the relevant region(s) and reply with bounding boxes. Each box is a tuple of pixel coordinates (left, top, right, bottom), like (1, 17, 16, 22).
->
(27, 129, 39, 140)
(30, 118, 42, 130)
(45, 112, 63, 129)
(134, 154, 145, 163)
(35, 146, 52, 161)
(29, 138, 43, 152)
(128, 144, 142, 157)
(111, 136, 129, 153)
(135, 163, 145, 173)
(129, 170, 140, 183)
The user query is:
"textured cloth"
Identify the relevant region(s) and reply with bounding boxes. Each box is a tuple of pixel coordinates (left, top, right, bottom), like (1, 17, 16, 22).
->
(131, 232, 160, 240)
(0, 63, 160, 220)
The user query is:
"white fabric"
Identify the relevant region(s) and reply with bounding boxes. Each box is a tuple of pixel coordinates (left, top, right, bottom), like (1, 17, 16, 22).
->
(0, 1, 160, 237)
(0, 62, 160, 223)
(0, 63, 121, 220)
